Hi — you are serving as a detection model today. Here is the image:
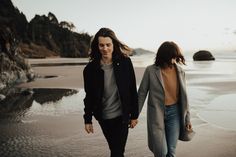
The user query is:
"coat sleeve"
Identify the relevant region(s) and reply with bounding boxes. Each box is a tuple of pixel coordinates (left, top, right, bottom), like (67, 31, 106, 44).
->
(138, 67, 150, 113)
(83, 66, 93, 124)
(182, 71, 191, 124)
(127, 58, 139, 119)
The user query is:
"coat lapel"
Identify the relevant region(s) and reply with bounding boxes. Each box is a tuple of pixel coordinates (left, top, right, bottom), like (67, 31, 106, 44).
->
(175, 64, 185, 89)
(154, 66, 165, 90)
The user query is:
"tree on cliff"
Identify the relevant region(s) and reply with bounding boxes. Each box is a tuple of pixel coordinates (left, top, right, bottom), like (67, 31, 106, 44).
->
(59, 21, 76, 31)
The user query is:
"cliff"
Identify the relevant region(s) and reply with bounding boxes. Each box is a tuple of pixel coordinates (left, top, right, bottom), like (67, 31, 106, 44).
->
(26, 13, 91, 58)
(0, 0, 92, 89)
(0, 0, 92, 58)
(0, 26, 34, 89)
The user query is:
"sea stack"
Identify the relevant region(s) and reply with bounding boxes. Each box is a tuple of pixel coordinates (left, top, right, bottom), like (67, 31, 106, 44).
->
(193, 50, 215, 61)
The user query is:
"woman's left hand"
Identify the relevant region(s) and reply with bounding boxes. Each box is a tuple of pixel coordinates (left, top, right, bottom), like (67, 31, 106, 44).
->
(129, 119, 138, 128)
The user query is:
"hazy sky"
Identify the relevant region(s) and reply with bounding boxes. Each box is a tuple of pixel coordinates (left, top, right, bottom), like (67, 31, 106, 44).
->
(12, 0, 236, 52)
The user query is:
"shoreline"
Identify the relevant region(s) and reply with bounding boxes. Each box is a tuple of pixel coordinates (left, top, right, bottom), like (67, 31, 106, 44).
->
(18, 58, 236, 131)
(14, 58, 236, 157)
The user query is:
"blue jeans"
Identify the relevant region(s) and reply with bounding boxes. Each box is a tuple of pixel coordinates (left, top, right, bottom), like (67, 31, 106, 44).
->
(163, 104, 180, 157)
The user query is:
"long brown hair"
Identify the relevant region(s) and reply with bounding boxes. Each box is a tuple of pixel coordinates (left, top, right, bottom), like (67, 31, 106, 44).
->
(89, 27, 131, 61)
(154, 41, 185, 67)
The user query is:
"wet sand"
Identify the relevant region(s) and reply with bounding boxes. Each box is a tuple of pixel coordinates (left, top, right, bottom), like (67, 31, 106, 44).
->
(19, 58, 145, 89)
(17, 58, 236, 157)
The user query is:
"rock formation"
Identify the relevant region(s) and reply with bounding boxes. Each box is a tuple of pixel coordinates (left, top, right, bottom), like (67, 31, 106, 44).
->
(0, 26, 35, 89)
(193, 50, 215, 61)
(0, 0, 92, 58)
(0, 0, 92, 89)
(27, 13, 91, 57)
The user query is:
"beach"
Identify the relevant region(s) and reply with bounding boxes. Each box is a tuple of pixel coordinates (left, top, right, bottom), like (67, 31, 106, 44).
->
(1, 54, 236, 157)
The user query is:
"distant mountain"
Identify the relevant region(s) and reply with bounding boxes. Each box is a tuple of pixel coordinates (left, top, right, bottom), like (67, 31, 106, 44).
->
(132, 48, 155, 56)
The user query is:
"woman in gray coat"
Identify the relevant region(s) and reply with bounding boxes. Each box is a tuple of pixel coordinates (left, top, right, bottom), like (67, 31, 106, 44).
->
(138, 41, 192, 157)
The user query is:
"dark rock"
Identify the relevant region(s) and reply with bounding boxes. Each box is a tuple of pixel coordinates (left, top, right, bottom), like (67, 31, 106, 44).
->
(0, 27, 34, 89)
(193, 50, 215, 61)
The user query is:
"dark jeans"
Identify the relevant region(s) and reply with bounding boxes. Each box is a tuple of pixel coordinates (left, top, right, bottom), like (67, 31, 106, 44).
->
(99, 116, 129, 157)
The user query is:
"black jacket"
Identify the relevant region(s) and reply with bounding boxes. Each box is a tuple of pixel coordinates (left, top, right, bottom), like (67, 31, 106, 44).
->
(83, 56, 139, 124)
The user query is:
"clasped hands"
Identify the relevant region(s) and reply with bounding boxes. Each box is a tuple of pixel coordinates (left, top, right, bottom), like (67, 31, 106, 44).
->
(85, 119, 138, 134)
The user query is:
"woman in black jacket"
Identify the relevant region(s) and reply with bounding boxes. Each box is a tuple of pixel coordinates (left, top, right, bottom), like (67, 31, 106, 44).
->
(83, 27, 139, 157)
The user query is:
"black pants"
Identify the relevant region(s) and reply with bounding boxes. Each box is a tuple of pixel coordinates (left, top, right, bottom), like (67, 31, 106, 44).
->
(99, 116, 129, 157)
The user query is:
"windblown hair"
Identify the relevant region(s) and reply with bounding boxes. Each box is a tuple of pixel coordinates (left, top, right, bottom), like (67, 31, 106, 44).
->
(89, 27, 131, 61)
(154, 41, 185, 67)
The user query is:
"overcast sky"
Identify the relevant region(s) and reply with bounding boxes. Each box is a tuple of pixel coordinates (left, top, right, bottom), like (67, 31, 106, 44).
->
(12, 0, 236, 52)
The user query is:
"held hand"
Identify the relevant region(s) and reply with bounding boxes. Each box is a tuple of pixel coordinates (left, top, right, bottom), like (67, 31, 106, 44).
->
(85, 124, 94, 134)
(129, 119, 138, 129)
(186, 123, 192, 131)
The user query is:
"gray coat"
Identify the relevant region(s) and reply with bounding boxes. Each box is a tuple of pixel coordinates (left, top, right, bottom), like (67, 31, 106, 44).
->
(138, 64, 191, 156)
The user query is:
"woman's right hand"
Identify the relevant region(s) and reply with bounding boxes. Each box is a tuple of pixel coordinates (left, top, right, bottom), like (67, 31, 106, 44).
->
(186, 123, 192, 131)
(85, 124, 94, 134)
